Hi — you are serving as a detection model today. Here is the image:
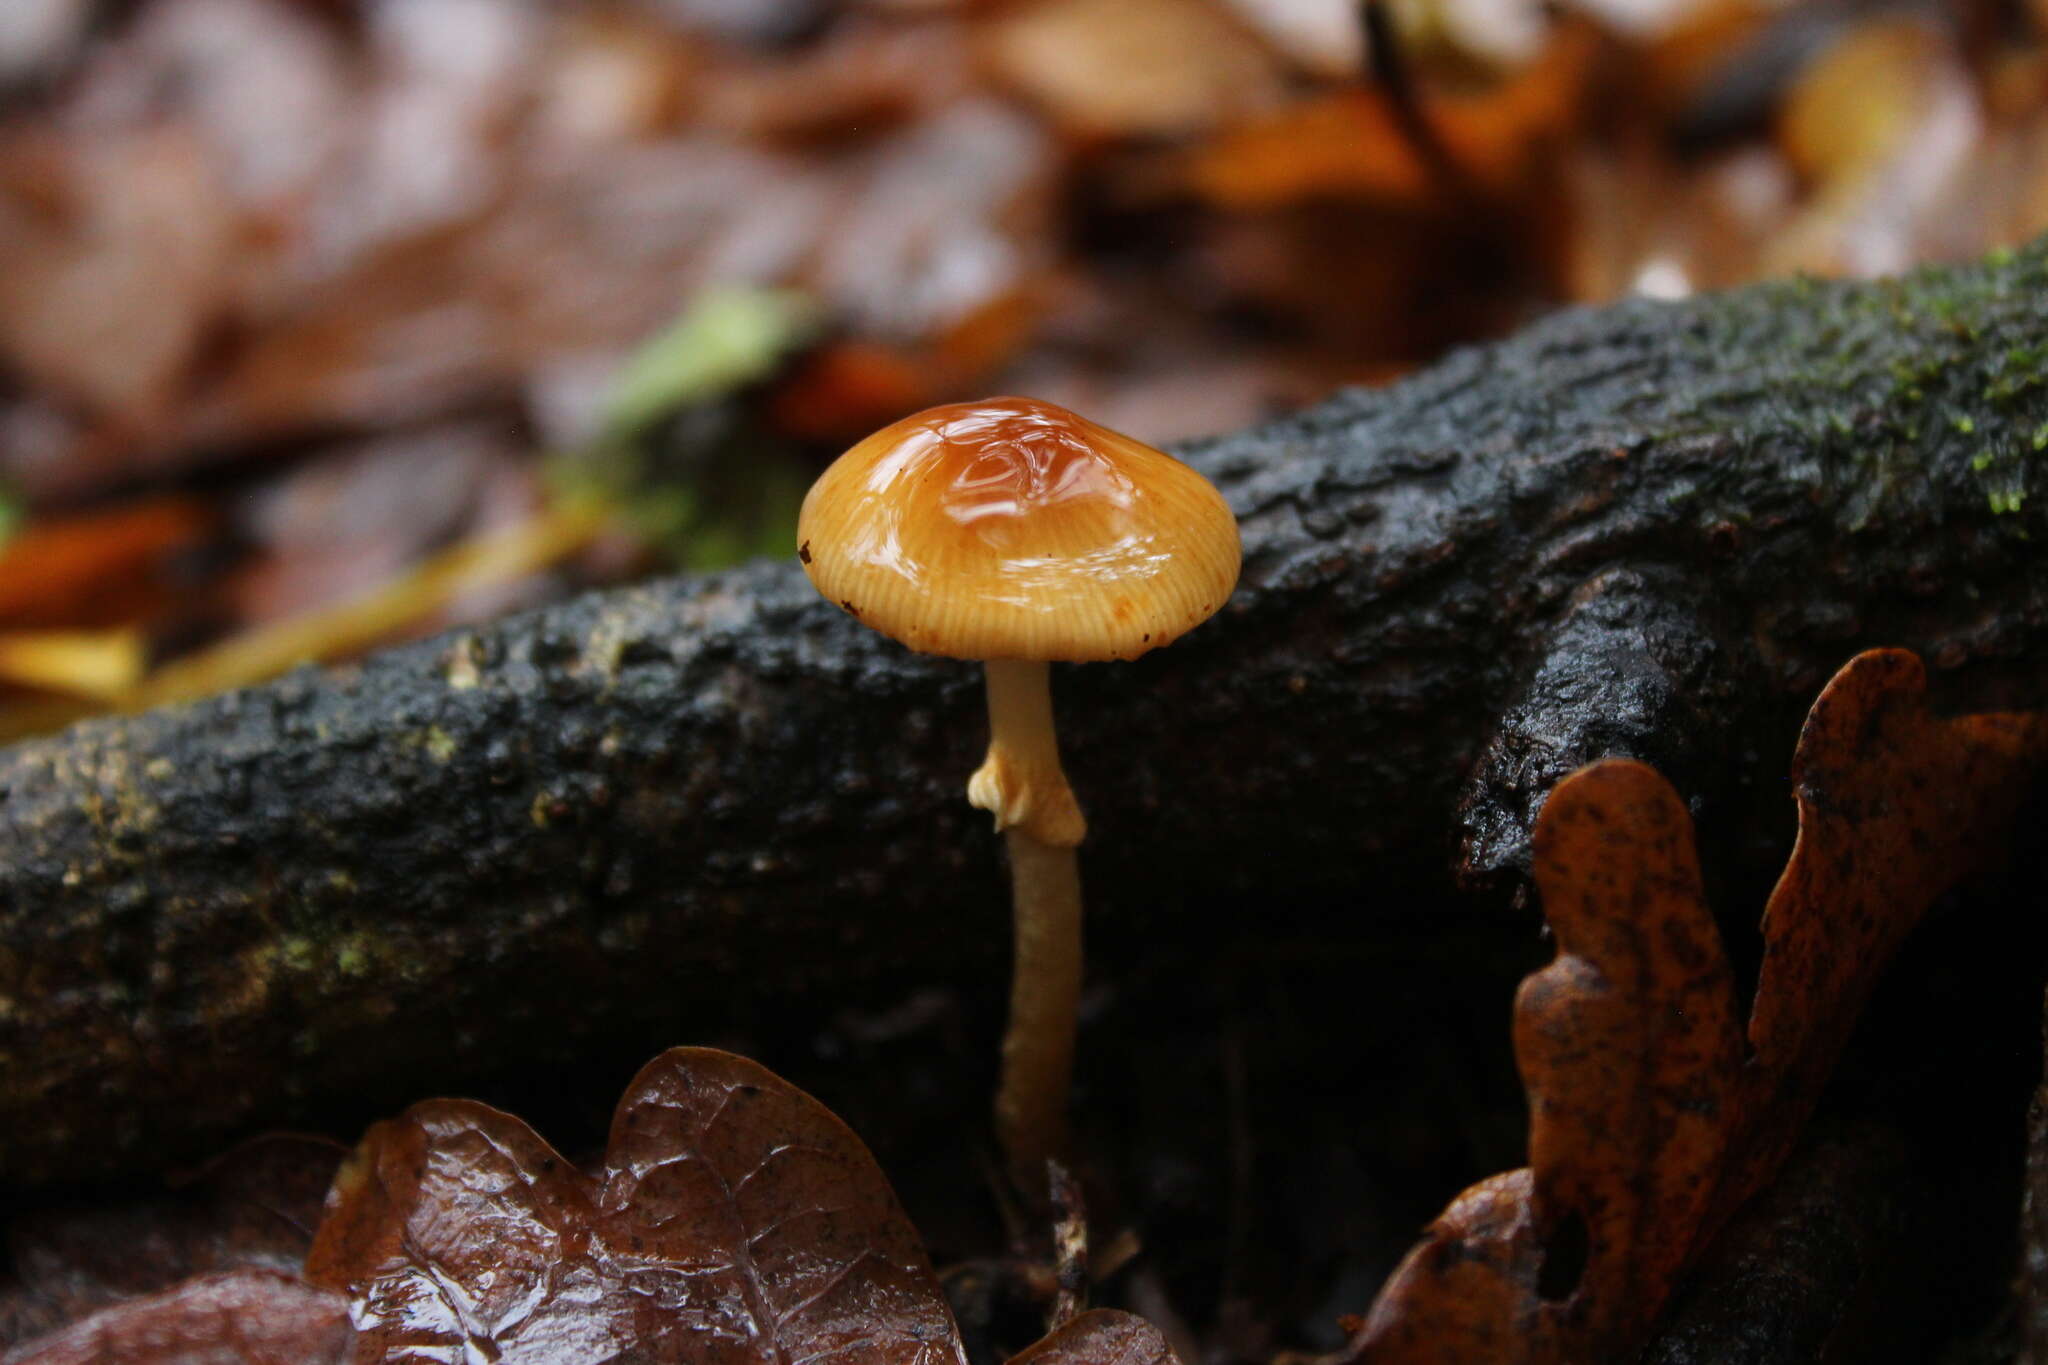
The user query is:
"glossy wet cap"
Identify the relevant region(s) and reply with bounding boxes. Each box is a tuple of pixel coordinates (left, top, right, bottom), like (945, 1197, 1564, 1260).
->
(798, 396, 1240, 662)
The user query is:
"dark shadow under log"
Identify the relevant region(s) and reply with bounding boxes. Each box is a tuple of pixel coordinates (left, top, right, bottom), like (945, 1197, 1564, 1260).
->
(1640, 1125, 1910, 1365)
(3, 243, 2048, 1188)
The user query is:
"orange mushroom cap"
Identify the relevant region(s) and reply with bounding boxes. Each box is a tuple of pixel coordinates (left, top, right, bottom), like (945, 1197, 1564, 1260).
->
(798, 397, 1241, 662)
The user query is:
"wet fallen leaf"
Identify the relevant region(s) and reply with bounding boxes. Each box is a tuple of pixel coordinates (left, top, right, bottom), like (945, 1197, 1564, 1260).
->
(0, 1134, 345, 1351)
(1346, 1170, 1546, 1362)
(4, 1053, 1190, 1365)
(1182, 22, 1594, 209)
(1009, 1309, 1182, 1365)
(304, 1046, 970, 1365)
(1344, 648, 2048, 1364)
(981, 0, 1284, 140)
(0, 498, 212, 631)
(1, 1271, 353, 1365)
(0, 125, 234, 426)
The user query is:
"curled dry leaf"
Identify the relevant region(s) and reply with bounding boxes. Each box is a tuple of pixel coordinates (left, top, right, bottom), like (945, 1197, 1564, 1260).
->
(1707, 648, 2048, 1236)
(304, 1046, 969, 1365)
(1007, 1309, 1182, 1365)
(1347, 1171, 1544, 1360)
(0, 497, 212, 631)
(1515, 761, 1742, 1347)
(1354, 760, 1740, 1363)
(1346, 648, 2048, 1364)
(0, 1270, 352, 1365)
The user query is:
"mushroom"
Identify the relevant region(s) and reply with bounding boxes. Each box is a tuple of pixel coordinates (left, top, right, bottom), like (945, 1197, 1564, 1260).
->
(798, 396, 1240, 1195)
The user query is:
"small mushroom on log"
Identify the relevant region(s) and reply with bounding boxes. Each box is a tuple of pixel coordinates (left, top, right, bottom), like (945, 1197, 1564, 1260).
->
(796, 395, 1241, 1196)
(2, 241, 2046, 1188)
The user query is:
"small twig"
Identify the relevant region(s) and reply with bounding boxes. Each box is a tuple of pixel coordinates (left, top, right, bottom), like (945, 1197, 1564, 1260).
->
(1358, 0, 1486, 212)
(1048, 1159, 1088, 1329)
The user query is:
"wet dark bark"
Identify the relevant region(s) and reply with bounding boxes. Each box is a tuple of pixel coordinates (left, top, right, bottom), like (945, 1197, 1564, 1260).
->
(4, 243, 2048, 1187)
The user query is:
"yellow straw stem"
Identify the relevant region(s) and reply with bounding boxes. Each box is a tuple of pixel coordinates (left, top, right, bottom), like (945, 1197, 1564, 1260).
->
(974, 658, 1086, 1199)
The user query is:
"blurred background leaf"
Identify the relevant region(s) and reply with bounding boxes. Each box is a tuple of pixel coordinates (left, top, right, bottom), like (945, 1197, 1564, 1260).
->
(0, 0, 2043, 734)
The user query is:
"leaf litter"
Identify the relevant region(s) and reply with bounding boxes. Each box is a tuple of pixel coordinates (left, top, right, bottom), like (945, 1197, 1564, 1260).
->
(7, 1049, 1195, 1365)
(1342, 648, 2048, 1363)
(4, 0, 2048, 730)
(5, 648, 2041, 1363)
(306, 1046, 970, 1365)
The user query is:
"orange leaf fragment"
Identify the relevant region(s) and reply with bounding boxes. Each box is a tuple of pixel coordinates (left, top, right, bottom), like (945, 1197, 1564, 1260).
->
(770, 341, 934, 443)
(1183, 24, 1594, 210)
(1348, 1170, 1547, 1363)
(0, 497, 211, 631)
(306, 1046, 969, 1365)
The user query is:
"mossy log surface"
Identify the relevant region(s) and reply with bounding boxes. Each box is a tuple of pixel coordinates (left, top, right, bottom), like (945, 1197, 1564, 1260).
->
(4, 244, 2048, 1188)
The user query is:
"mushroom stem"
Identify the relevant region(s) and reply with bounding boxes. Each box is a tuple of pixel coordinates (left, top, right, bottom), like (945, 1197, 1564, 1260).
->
(971, 658, 1086, 1196)
(996, 826, 1083, 1196)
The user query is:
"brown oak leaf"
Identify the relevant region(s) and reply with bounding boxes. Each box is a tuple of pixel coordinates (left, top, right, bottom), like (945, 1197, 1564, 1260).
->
(1353, 760, 1741, 1362)
(1344, 648, 2048, 1364)
(1706, 647, 2048, 1235)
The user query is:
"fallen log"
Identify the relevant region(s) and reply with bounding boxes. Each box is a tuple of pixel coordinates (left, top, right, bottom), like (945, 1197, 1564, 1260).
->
(3, 242, 2046, 1187)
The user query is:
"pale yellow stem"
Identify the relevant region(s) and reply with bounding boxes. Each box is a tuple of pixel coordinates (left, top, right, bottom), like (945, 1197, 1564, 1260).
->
(969, 659, 1085, 846)
(996, 828, 1083, 1198)
(970, 658, 1086, 1198)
